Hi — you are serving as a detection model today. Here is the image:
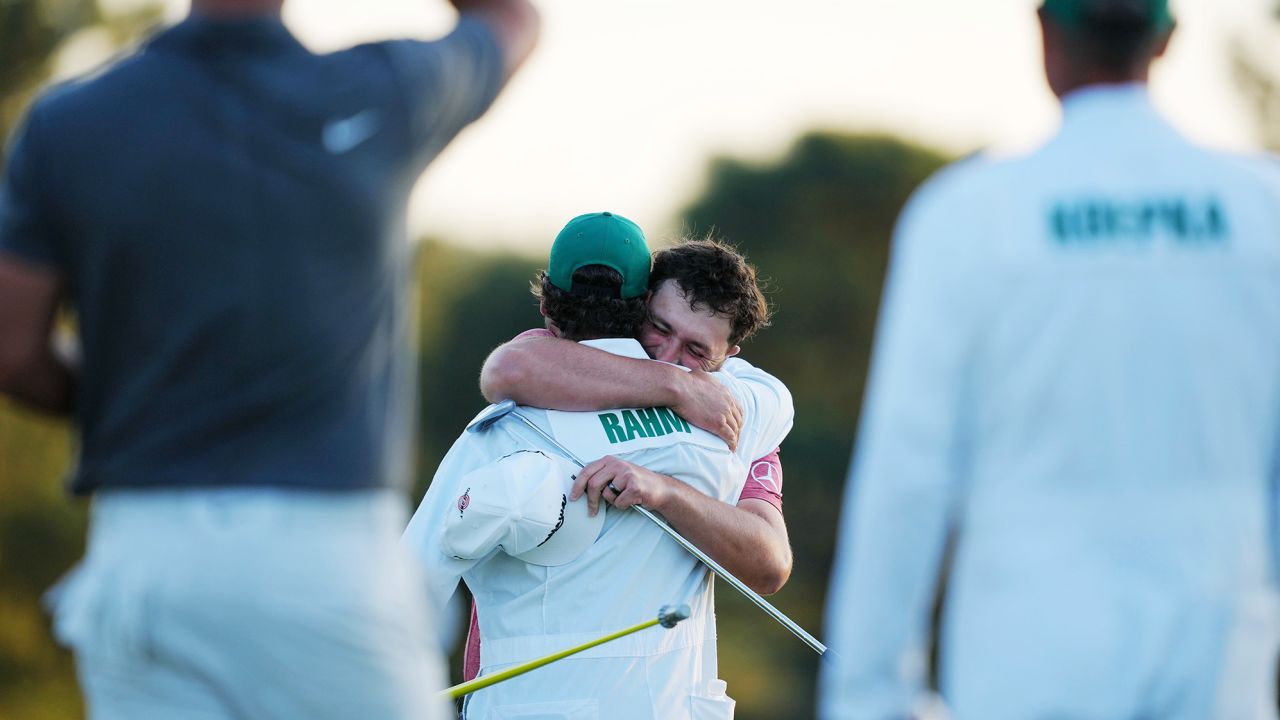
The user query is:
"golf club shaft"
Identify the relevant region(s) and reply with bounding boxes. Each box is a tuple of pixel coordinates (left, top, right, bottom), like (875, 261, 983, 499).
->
(505, 408, 827, 655)
(441, 616, 662, 699)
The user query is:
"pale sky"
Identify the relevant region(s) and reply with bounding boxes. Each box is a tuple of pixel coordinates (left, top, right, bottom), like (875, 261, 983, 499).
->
(73, 0, 1279, 250)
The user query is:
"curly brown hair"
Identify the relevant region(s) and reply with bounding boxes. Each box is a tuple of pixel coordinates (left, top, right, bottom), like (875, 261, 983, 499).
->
(649, 238, 771, 346)
(530, 265, 648, 342)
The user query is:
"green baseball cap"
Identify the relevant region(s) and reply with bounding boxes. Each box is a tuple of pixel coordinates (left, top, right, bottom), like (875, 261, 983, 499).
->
(548, 212, 651, 299)
(1041, 0, 1175, 30)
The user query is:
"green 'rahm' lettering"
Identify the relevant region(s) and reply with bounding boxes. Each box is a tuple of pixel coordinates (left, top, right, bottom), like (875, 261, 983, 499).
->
(636, 407, 666, 437)
(655, 407, 691, 434)
(620, 409, 646, 440)
(602, 407, 693, 444)
(598, 413, 625, 444)
(654, 407, 677, 434)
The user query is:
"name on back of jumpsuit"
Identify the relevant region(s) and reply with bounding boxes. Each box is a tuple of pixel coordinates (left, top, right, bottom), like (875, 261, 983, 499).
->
(1049, 196, 1229, 246)
(597, 408, 693, 444)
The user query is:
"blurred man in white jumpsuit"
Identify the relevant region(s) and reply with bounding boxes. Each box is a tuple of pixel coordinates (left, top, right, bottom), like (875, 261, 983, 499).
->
(819, 1, 1280, 718)
(405, 212, 792, 719)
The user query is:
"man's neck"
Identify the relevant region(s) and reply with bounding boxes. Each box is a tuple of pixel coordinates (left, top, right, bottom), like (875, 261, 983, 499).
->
(1053, 66, 1150, 100)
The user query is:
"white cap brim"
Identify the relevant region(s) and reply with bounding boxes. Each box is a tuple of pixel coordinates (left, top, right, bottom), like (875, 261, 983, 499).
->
(511, 491, 604, 566)
(441, 451, 605, 567)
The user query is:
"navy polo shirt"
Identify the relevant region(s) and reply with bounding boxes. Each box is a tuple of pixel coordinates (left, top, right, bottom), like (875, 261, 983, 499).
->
(0, 16, 504, 494)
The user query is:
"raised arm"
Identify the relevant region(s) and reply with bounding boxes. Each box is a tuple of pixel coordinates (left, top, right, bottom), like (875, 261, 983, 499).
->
(481, 335, 743, 448)
(450, 0, 540, 79)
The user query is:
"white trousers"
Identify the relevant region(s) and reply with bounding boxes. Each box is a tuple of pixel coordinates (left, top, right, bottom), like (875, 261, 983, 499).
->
(46, 488, 449, 720)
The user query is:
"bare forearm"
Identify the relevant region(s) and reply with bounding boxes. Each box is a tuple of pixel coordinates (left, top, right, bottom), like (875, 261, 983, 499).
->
(575, 457, 791, 593)
(481, 337, 685, 410)
(653, 488, 792, 595)
(451, 0, 540, 78)
(0, 258, 73, 415)
(481, 337, 742, 446)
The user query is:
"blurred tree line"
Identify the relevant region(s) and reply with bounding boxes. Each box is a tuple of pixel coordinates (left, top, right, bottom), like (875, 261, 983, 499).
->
(2, 2, 1279, 719)
(1233, 0, 1280, 152)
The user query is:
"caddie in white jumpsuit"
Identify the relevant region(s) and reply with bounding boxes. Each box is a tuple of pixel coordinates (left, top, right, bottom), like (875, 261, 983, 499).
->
(819, 2, 1280, 719)
(405, 213, 794, 719)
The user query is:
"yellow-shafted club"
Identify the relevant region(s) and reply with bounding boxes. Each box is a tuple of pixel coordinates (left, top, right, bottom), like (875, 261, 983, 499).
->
(441, 604, 691, 700)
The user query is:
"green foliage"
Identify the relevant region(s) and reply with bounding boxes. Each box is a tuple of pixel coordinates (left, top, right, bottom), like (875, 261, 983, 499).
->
(1231, 1, 1280, 152)
(684, 133, 946, 428)
(1, 0, 161, 151)
(413, 241, 545, 497)
(0, 0, 98, 141)
(679, 132, 949, 719)
(0, 402, 83, 720)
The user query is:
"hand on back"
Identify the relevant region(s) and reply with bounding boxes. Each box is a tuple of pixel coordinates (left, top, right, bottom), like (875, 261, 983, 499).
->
(673, 369, 743, 450)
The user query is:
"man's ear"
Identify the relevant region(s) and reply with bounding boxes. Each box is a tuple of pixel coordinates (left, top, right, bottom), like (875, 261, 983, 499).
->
(727, 345, 740, 359)
(539, 299, 547, 317)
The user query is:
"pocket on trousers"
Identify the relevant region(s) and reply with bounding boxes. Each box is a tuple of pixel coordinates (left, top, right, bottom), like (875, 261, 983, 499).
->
(489, 699, 598, 720)
(44, 563, 94, 650)
(689, 685, 735, 720)
(44, 560, 154, 663)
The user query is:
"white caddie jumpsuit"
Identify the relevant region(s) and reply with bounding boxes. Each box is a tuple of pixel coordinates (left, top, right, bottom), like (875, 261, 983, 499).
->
(820, 84, 1280, 720)
(405, 338, 794, 720)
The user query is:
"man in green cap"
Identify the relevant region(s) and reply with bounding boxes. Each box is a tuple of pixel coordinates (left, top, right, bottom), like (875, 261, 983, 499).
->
(821, 1, 1280, 718)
